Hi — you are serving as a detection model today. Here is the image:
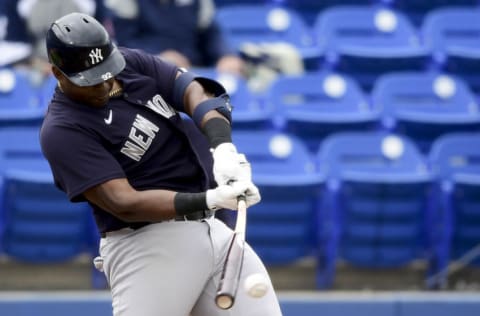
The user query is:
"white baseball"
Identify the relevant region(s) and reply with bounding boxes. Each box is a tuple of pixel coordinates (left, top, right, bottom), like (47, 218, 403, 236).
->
(244, 273, 269, 298)
(93, 256, 104, 272)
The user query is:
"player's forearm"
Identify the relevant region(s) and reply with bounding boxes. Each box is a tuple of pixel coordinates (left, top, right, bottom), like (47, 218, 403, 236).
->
(111, 189, 179, 222)
(84, 178, 180, 222)
(83, 176, 257, 222)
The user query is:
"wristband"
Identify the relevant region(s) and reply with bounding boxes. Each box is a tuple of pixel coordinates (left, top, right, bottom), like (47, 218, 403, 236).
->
(174, 192, 208, 216)
(202, 117, 232, 148)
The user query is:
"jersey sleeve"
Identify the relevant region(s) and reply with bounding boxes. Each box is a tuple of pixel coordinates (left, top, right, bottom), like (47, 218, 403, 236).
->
(122, 47, 179, 106)
(40, 124, 126, 202)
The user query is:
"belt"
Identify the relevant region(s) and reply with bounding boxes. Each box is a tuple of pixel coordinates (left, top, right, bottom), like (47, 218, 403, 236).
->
(174, 209, 213, 221)
(100, 209, 213, 238)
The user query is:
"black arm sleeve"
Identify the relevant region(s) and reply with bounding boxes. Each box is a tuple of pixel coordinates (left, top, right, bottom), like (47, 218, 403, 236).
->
(202, 117, 232, 148)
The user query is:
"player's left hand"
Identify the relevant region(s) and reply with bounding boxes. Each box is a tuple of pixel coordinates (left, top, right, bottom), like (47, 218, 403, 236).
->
(206, 180, 261, 210)
(243, 180, 261, 208)
(212, 143, 252, 185)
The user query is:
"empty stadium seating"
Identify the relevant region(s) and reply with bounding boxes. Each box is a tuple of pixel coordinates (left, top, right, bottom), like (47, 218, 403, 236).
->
(38, 74, 58, 108)
(0, 127, 50, 215)
(393, 0, 479, 25)
(2, 170, 95, 261)
(284, 0, 379, 26)
(232, 130, 325, 285)
(421, 6, 480, 92)
(371, 71, 480, 153)
(215, 4, 320, 68)
(0, 69, 46, 127)
(0, 127, 105, 288)
(316, 132, 437, 288)
(428, 133, 480, 288)
(267, 71, 380, 152)
(313, 5, 430, 90)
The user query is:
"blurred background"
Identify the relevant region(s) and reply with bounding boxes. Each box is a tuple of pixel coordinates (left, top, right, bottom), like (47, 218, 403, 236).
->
(0, 0, 479, 315)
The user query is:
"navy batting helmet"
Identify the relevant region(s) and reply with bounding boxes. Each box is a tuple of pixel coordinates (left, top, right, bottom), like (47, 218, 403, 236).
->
(46, 12, 125, 87)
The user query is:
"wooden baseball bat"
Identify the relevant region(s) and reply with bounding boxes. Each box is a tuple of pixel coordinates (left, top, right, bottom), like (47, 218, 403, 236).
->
(215, 195, 247, 309)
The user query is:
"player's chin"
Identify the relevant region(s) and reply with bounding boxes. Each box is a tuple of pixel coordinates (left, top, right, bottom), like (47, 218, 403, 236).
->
(90, 95, 110, 107)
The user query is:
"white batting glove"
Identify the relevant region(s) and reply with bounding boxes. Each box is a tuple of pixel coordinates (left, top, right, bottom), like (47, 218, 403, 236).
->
(236, 153, 252, 182)
(242, 181, 261, 208)
(212, 143, 252, 185)
(206, 181, 261, 210)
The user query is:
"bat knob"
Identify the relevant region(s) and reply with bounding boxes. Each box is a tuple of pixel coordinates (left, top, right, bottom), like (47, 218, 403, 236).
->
(215, 294, 234, 310)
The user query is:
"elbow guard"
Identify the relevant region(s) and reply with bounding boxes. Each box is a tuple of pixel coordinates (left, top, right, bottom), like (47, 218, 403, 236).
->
(173, 69, 227, 110)
(192, 94, 233, 128)
(173, 69, 233, 127)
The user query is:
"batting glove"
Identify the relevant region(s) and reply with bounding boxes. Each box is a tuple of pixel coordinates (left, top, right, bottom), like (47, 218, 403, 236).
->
(212, 143, 252, 185)
(242, 181, 261, 208)
(206, 180, 261, 210)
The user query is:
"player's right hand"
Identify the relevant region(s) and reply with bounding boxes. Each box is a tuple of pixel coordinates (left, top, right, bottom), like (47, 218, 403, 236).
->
(206, 181, 261, 210)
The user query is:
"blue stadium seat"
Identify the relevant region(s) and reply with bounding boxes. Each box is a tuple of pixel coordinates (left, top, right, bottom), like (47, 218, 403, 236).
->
(372, 71, 480, 153)
(232, 130, 325, 286)
(267, 71, 380, 153)
(1, 170, 95, 262)
(0, 127, 48, 252)
(38, 74, 58, 108)
(313, 5, 430, 90)
(0, 127, 58, 230)
(283, 0, 380, 26)
(215, 5, 320, 66)
(421, 7, 480, 92)
(428, 133, 480, 287)
(394, 0, 479, 26)
(215, 0, 270, 7)
(0, 127, 50, 208)
(0, 127, 46, 164)
(0, 69, 45, 127)
(1, 169, 105, 288)
(0, 126, 105, 288)
(316, 131, 436, 288)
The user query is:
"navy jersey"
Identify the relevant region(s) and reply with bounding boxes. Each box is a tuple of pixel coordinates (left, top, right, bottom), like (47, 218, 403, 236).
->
(40, 47, 211, 233)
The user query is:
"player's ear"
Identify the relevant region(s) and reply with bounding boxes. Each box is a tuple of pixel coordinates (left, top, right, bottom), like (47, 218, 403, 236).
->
(51, 66, 63, 81)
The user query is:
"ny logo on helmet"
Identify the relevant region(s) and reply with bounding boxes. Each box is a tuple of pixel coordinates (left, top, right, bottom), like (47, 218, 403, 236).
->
(89, 48, 104, 65)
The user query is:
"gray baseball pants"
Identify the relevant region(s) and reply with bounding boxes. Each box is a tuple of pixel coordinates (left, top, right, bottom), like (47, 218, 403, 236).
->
(98, 216, 283, 316)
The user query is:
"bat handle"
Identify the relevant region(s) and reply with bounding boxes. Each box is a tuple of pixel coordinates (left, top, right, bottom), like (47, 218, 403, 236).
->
(226, 179, 246, 203)
(235, 195, 247, 235)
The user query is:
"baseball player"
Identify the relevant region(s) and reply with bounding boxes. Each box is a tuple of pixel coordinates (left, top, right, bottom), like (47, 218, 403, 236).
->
(40, 12, 282, 316)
